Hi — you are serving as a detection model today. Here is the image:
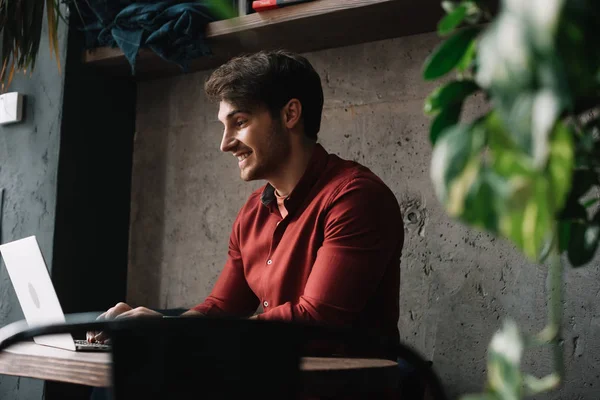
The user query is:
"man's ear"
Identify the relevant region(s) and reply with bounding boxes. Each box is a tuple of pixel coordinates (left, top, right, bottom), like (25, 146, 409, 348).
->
(281, 99, 302, 130)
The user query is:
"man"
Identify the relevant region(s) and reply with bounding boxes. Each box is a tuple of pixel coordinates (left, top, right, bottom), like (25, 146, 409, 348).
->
(89, 50, 404, 360)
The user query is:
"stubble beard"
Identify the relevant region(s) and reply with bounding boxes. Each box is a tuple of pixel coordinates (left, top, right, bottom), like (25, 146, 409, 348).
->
(241, 121, 290, 182)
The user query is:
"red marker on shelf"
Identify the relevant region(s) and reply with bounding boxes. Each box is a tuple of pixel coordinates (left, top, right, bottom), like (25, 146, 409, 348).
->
(252, 0, 314, 12)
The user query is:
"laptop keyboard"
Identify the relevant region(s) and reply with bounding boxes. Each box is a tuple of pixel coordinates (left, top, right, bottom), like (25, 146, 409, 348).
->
(74, 339, 111, 351)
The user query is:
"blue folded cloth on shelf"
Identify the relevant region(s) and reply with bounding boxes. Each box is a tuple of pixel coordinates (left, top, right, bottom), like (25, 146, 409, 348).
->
(79, 1, 218, 73)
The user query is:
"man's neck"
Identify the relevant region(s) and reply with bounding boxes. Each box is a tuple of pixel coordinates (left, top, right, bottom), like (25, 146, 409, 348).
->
(269, 139, 316, 197)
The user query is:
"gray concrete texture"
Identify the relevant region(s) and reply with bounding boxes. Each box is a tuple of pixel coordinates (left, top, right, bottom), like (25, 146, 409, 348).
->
(0, 16, 68, 400)
(131, 32, 600, 398)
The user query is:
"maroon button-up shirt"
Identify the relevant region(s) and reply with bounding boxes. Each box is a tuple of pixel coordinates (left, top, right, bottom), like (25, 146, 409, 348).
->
(192, 144, 403, 355)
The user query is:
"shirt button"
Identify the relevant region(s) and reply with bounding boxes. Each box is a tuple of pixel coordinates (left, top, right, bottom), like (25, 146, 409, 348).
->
(263, 301, 269, 308)
(267, 259, 272, 265)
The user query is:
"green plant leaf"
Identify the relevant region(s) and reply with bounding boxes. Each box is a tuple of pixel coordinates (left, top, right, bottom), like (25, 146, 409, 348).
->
(559, 199, 587, 220)
(442, 1, 458, 13)
(486, 112, 534, 177)
(583, 197, 599, 208)
(423, 26, 482, 81)
(532, 91, 564, 165)
(461, 169, 506, 233)
(475, 13, 535, 95)
(424, 80, 479, 115)
(558, 200, 586, 252)
(491, 151, 534, 178)
(498, 175, 554, 260)
(430, 102, 463, 145)
(575, 125, 600, 168)
(547, 122, 575, 212)
(206, 0, 237, 19)
(483, 106, 573, 258)
(28, 1, 46, 75)
(457, 37, 478, 73)
(488, 319, 524, 400)
(465, 6, 484, 25)
(558, 220, 571, 253)
(567, 169, 598, 201)
(431, 121, 510, 234)
(431, 123, 485, 209)
(556, 4, 600, 100)
(567, 211, 600, 267)
(460, 394, 498, 400)
(523, 373, 561, 395)
(502, 93, 536, 155)
(486, 112, 518, 149)
(438, 3, 468, 36)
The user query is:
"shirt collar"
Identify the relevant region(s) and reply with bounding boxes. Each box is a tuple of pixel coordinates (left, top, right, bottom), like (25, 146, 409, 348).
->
(261, 144, 329, 215)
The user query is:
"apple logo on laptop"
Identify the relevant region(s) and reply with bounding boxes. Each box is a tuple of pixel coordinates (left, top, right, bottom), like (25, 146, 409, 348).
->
(28, 282, 41, 309)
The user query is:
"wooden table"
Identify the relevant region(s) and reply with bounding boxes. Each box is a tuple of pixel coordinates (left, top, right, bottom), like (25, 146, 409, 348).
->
(0, 342, 399, 394)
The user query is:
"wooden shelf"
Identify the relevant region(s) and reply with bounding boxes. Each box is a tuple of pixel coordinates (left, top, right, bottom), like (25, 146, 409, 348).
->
(83, 0, 443, 79)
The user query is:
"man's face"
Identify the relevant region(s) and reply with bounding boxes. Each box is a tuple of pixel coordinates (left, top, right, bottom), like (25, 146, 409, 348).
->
(218, 100, 290, 182)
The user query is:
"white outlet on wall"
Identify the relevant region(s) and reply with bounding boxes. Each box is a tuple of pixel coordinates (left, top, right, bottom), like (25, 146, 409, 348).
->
(0, 92, 23, 125)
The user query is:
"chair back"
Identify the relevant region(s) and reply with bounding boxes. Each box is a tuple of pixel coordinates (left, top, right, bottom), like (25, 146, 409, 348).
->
(110, 317, 303, 399)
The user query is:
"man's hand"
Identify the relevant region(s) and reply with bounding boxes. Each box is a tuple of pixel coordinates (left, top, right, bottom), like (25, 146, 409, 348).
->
(180, 309, 204, 317)
(86, 302, 162, 344)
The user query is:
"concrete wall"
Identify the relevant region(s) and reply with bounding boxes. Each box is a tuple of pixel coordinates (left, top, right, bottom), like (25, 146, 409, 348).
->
(0, 20, 68, 400)
(131, 32, 600, 398)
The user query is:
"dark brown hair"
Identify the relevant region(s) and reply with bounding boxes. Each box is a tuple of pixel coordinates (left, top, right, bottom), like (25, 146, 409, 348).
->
(205, 50, 324, 140)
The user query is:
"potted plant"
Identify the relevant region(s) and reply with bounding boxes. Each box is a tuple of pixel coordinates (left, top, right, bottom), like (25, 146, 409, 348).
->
(423, 0, 600, 398)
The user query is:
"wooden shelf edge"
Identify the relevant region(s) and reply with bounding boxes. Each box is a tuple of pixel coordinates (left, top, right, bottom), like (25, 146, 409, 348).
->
(83, 0, 443, 79)
(204, 0, 395, 36)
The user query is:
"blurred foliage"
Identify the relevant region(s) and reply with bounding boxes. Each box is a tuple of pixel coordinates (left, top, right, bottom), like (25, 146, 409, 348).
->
(0, 0, 63, 91)
(423, 0, 600, 398)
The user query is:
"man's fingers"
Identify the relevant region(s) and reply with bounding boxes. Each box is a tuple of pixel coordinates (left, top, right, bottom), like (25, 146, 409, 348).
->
(86, 303, 159, 343)
(88, 302, 132, 343)
(105, 302, 132, 320)
(114, 309, 136, 319)
(114, 307, 158, 319)
(86, 331, 98, 343)
(94, 332, 109, 343)
(95, 307, 155, 342)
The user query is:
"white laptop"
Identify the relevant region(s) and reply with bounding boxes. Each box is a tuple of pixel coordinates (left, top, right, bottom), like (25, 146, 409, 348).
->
(0, 236, 110, 352)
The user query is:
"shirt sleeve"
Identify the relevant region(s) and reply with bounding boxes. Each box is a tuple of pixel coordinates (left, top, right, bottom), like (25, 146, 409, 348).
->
(191, 214, 259, 317)
(256, 175, 403, 325)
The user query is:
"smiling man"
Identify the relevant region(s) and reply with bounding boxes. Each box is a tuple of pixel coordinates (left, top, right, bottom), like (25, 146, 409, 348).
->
(89, 50, 404, 360)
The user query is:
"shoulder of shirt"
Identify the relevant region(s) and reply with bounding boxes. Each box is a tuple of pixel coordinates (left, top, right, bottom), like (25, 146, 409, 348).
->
(325, 154, 392, 196)
(321, 156, 401, 224)
(234, 184, 280, 218)
(242, 185, 268, 207)
(229, 187, 269, 228)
